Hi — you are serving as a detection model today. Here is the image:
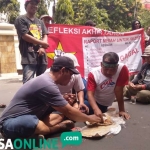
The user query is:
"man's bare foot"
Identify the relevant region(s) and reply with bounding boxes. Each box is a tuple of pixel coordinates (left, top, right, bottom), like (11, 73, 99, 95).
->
(46, 120, 75, 135)
(58, 120, 75, 132)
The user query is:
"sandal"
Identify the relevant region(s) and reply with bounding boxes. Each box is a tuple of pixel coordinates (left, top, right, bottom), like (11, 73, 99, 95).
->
(0, 104, 6, 108)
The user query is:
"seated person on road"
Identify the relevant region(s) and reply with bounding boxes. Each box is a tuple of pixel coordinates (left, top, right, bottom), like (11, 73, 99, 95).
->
(48, 53, 89, 126)
(57, 53, 89, 113)
(85, 52, 130, 121)
(124, 45, 150, 104)
(0, 56, 101, 140)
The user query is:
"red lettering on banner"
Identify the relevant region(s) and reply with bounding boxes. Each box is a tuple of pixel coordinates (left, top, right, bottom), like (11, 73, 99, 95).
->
(84, 39, 102, 44)
(130, 36, 140, 40)
(120, 48, 139, 61)
(104, 30, 124, 36)
(117, 38, 129, 42)
(103, 38, 116, 43)
(100, 79, 112, 89)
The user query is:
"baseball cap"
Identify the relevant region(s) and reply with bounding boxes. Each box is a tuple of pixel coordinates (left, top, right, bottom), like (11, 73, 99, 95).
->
(63, 53, 80, 67)
(40, 15, 52, 20)
(52, 56, 79, 74)
(141, 45, 150, 57)
(85, 20, 96, 26)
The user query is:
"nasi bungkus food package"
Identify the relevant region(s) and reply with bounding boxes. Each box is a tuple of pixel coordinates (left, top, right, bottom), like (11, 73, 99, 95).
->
(81, 109, 125, 138)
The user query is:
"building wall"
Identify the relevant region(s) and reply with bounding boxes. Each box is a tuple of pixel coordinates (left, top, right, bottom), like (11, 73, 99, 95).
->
(0, 35, 16, 74)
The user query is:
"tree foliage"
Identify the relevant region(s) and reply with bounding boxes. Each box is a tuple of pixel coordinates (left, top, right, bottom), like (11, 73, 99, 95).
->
(138, 8, 150, 29)
(54, 0, 74, 24)
(36, 0, 54, 18)
(36, 0, 49, 18)
(0, 0, 20, 24)
(71, 0, 109, 29)
(0, 0, 53, 23)
(97, 0, 142, 31)
(54, 0, 144, 31)
(0, 0, 146, 32)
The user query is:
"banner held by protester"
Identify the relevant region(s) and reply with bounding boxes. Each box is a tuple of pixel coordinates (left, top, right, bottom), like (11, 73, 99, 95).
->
(46, 24, 145, 78)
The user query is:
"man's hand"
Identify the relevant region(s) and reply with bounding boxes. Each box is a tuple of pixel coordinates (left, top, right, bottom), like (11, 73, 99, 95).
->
(119, 111, 130, 120)
(78, 103, 89, 114)
(37, 48, 45, 56)
(41, 41, 49, 49)
(134, 85, 143, 91)
(94, 108, 104, 123)
(129, 82, 136, 88)
(63, 93, 76, 105)
(129, 82, 143, 91)
(87, 114, 102, 123)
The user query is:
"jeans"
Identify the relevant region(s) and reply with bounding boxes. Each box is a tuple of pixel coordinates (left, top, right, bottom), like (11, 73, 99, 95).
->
(1, 115, 39, 139)
(84, 100, 108, 114)
(22, 64, 47, 84)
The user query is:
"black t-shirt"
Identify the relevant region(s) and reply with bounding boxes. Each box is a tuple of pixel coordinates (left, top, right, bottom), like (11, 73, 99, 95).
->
(0, 73, 68, 125)
(15, 15, 48, 64)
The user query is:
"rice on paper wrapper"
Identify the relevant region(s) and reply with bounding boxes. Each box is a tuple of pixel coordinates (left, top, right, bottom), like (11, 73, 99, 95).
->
(81, 108, 125, 138)
(81, 124, 119, 137)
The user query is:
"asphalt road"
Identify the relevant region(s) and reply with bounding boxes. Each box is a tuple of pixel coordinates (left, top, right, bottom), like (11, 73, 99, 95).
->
(0, 79, 150, 150)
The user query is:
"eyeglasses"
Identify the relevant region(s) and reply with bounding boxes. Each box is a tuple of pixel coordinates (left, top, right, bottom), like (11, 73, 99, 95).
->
(135, 23, 140, 25)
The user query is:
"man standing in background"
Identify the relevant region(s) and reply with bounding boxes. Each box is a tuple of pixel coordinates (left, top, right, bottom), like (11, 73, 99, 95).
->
(40, 14, 52, 25)
(85, 20, 96, 27)
(15, 0, 49, 83)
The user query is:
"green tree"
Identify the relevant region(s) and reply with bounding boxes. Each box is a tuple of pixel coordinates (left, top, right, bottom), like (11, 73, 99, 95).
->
(54, 0, 74, 24)
(0, 0, 20, 24)
(97, 0, 142, 31)
(138, 8, 150, 29)
(36, 0, 49, 18)
(71, 0, 109, 29)
(37, 0, 55, 18)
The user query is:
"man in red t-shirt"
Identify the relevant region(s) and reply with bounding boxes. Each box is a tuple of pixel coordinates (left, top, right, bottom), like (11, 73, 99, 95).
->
(85, 52, 130, 122)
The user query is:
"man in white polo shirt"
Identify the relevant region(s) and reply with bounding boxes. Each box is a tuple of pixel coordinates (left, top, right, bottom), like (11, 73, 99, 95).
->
(57, 53, 88, 113)
(85, 52, 130, 121)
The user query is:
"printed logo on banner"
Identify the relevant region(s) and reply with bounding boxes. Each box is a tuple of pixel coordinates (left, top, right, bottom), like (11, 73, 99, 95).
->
(47, 42, 76, 60)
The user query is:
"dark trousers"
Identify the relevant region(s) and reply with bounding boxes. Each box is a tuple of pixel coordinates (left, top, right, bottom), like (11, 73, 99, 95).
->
(84, 100, 108, 114)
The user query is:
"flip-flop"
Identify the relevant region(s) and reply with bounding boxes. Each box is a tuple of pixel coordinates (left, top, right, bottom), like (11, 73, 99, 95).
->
(0, 104, 6, 108)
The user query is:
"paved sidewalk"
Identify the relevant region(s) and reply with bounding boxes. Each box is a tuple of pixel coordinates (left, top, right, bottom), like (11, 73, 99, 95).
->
(0, 74, 22, 81)
(0, 79, 150, 150)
